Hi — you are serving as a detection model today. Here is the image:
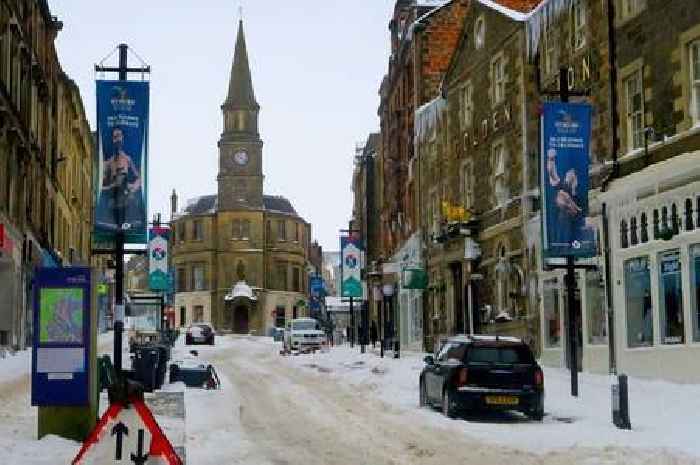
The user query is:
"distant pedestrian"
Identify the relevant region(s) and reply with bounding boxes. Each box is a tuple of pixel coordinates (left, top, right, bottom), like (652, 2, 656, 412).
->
(370, 321, 378, 348)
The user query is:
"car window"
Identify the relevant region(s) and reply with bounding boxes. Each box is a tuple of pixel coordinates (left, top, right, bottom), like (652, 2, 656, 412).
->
(467, 346, 534, 364)
(446, 343, 467, 362)
(292, 321, 317, 331)
(436, 342, 453, 362)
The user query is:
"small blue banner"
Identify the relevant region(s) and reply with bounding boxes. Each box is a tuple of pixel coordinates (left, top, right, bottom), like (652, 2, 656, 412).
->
(31, 267, 91, 406)
(541, 102, 595, 258)
(94, 80, 149, 244)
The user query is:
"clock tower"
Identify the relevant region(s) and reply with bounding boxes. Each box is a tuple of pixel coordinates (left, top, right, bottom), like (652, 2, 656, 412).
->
(218, 19, 264, 210)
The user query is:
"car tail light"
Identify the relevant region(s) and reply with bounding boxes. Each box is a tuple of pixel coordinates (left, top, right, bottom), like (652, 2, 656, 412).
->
(456, 368, 468, 387)
(534, 368, 544, 387)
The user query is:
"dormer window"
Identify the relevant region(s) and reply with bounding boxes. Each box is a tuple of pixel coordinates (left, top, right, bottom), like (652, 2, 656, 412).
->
(475, 17, 485, 49)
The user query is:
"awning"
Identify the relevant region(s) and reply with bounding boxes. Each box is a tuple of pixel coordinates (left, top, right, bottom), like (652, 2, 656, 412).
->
(225, 281, 257, 301)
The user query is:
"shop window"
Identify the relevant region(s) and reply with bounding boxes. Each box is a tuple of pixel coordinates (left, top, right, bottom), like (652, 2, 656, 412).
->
(624, 257, 653, 347)
(543, 278, 561, 348)
(586, 270, 607, 344)
(658, 250, 684, 344)
(691, 244, 700, 342)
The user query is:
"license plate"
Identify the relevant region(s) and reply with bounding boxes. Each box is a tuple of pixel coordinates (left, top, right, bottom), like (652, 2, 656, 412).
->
(485, 395, 519, 406)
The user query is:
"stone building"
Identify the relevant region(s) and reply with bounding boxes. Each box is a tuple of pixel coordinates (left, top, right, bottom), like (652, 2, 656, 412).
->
(171, 20, 311, 334)
(0, 1, 94, 349)
(598, 0, 700, 382)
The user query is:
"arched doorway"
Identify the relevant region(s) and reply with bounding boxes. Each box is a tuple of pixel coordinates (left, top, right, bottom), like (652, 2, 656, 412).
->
(233, 304, 249, 334)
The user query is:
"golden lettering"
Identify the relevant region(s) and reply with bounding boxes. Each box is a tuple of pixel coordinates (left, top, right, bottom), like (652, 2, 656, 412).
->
(582, 55, 590, 83)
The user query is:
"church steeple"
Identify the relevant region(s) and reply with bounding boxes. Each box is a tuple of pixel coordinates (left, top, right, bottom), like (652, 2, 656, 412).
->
(224, 19, 259, 111)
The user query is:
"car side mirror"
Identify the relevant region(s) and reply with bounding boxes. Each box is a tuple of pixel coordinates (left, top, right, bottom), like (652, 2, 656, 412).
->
(424, 355, 434, 365)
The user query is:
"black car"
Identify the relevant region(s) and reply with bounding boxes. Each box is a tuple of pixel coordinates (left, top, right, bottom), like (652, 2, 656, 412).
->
(419, 335, 544, 420)
(185, 323, 215, 345)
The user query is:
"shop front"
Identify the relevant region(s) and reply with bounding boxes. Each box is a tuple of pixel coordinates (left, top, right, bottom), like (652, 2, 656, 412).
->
(601, 151, 700, 383)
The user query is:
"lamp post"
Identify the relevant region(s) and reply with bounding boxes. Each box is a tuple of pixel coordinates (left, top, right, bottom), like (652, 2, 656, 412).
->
(382, 283, 395, 358)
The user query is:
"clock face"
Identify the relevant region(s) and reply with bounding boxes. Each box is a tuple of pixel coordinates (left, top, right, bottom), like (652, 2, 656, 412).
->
(233, 150, 249, 166)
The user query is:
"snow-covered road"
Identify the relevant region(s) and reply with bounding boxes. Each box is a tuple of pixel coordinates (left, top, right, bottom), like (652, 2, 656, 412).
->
(192, 336, 698, 465)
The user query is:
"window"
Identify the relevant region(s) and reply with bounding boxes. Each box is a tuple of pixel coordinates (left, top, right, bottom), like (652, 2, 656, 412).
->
(266, 220, 272, 242)
(275, 306, 286, 328)
(493, 141, 508, 206)
(292, 267, 301, 292)
(462, 82, 473, 129)
(192, 264, 206, 291)
(461, 160, 474, 212)
(691, 245, 700, 342)
(177, 268, 187, 292)
(586, 270, 607, 344)
(658, 250, 684, 344)
(445, 343, 467, 362)
(492, 55, 505, 105)
(436, 342, 455, 361)
(242, 219, 251, 239)
(625, 257, 653, 347)
(468, 346, 534, 364)
(543, 278, 561, 347)
(542, 12, 558, 76)
(571, 0, 586, 49)
(430, 190, 439, 234)
(277, 263, 288, 290)
(193, 220, 203, 241)
(232, 219, 241, 239)
(474, 17, 485, 49)
(690, 40, 700, 124)
(178, 222, 185, 242)
(619, 0, 645, 21)
(193, 305, 204, 323)
(294, 223, 300, 242)
(277, 220, 286, 241)
(625, 70, 644, 151)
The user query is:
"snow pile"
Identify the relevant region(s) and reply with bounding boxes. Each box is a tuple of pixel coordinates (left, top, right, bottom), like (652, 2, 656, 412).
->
(280, 343, 700, 459)
(0, 348, 31, 384)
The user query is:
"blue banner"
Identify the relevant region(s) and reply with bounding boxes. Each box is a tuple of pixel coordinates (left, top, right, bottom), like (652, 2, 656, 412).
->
(541, 102, 595, 257)
(340, 235, 363, 298)
(31, 267, 91, 406)
(95, 80, 149, 243)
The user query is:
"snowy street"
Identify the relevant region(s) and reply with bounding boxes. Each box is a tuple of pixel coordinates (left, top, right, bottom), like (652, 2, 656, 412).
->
(2, 334, 700, 464)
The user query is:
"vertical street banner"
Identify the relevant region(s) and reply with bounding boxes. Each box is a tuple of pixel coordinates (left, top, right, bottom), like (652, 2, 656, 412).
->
(94, 80, 149, 244)
(340, 235, 363, 298)
(31, 267, 91, 406)
(541, 101, 595, 258)
(149, 227, 170, 291)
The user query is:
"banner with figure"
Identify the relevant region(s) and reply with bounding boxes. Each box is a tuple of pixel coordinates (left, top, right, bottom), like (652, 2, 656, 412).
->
(541, 101, 595, 258)
(95, 80, 149, 243)
(340, 235, 363, 298)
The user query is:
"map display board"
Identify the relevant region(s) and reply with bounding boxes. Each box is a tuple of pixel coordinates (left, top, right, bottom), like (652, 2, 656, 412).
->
(32, 268, 91, 406)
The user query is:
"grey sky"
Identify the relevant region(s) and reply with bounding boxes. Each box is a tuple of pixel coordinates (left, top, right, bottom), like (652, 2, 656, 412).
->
(51, 1, 394, 251)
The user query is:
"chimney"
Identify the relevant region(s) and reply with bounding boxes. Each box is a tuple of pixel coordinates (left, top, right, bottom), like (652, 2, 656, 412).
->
(170, 189, 178, 219)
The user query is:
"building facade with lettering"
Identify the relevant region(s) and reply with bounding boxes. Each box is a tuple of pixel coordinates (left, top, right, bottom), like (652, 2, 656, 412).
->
(171, 20, 312, 335)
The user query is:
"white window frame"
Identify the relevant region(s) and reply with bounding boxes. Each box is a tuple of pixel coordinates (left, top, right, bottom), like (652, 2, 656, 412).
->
(619, 0, 645, 21)
(690, 39, 700, 124)
(492, 141, 507, 207)
(474, 16, 485, 49)
(624, 69, 645, 151)
(492, 55, 505, 105)
(572, 0, 587, 50)
(542, 12, 558, 76)
(461, 160, 474, 212)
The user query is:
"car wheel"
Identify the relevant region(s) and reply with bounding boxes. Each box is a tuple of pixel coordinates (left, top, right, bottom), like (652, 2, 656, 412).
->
(419, 379, 428, 408)
(442, 389, 457, 419)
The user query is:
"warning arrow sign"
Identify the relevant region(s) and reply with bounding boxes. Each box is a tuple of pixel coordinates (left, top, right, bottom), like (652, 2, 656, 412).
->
(72, 396, 182, 465)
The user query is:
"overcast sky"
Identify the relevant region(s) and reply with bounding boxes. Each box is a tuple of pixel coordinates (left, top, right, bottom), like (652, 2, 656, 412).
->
(51, 1, 394, 251)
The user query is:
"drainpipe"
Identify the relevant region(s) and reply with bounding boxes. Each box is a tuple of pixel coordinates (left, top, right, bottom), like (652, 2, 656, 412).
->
(602, 0, 620, 376)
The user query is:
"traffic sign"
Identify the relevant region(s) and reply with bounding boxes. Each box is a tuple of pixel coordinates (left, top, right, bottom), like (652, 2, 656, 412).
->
(72, 396, 182, 465)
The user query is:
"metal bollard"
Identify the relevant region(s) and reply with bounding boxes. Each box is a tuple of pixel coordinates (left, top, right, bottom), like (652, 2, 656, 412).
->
(612, 373, 631, 429)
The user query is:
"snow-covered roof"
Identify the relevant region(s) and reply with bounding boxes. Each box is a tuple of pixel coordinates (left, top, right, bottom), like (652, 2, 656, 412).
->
(225, 281, 257, 301)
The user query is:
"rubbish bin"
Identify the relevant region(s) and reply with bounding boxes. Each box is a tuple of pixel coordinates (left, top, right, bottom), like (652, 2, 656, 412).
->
(132, 347, 160, 392)
(153, 344, 170, 389)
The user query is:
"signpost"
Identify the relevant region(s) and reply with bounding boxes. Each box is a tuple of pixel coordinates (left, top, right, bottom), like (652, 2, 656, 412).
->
(540, 68, 597, 398)
(72, 396, 182, 465)
(32, 267, 98, 440)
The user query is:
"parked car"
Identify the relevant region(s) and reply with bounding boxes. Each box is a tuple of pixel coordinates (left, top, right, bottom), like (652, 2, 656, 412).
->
(419, 335, 544, 421)
(185, 323, 215, 345)
(284, 318, 325, 351)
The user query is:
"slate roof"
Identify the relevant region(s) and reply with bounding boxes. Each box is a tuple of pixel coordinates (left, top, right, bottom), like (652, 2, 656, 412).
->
(178, 194, 298, 217)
